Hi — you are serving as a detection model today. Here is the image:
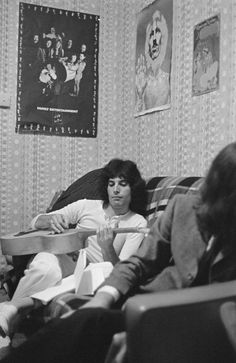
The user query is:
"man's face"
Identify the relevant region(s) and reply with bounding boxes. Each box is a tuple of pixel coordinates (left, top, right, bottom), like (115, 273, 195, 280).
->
(34, 35, 39, 44)
(71, 54, 77, 63)
(81, 44, 86, 52)
(107, 177, 131, 211)
(148, 26, 162, 61)
(80, 53, 85, 61)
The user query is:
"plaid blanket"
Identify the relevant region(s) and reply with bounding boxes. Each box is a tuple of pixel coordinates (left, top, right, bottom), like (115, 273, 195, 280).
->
(145, 176, 203, 226)
(44, 293, 92, 319)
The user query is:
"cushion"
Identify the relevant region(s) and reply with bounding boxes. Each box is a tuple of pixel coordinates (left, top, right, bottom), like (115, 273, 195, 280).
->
(47, 168, 103, 212)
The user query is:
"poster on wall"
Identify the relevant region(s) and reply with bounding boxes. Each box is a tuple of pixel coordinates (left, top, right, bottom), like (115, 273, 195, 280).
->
(134, 0, 173, 117)
(192, 14, 220, 96)
(16, 2, 99, 137)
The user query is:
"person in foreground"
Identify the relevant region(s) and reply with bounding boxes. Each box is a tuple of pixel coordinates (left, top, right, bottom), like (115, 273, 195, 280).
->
(0, 159, 147, 339)
(2, 142, 236, 363)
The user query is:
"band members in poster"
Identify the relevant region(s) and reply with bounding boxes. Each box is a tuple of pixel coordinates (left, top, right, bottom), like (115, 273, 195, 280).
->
(22, 23, 88, 99)
(24, 34, 46, 85)
(73, 53, 87, 96)
(39, 63, 57, 96)
(64, 39, 75, 60)
(23, 27, 88, 100)
(17, 3, 99, 137)
(52, 38, 65, 60)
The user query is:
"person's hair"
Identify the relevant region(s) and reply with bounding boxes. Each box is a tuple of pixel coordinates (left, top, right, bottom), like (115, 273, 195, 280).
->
(98, 158, 147, 216)
(196, 142, 236, 249)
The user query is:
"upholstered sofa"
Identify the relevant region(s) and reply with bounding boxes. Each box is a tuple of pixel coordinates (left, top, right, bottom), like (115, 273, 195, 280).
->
(43, 171, 204, 316)
(48, 169, 204, 225)
(2, 169, 204, 315)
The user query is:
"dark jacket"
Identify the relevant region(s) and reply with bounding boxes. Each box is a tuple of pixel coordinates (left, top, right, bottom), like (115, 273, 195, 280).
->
(104, 194, 236, 297)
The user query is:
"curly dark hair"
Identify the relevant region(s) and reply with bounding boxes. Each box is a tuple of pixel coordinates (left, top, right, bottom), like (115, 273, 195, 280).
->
(196, 142, 236, 250)
(98, 159, 147, 216)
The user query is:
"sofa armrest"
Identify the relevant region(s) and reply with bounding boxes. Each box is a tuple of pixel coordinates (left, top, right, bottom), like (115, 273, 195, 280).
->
(124, 281, 236, 363)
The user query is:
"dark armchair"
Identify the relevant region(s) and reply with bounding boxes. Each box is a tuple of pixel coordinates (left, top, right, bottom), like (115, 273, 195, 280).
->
(124, 280, 236, 363)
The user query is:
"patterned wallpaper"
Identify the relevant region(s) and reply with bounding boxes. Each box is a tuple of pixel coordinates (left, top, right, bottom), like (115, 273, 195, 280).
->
(0, 0, 236, 234)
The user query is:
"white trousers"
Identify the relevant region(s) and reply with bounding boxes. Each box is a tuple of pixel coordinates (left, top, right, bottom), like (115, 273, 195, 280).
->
(12, 252, 76, 300)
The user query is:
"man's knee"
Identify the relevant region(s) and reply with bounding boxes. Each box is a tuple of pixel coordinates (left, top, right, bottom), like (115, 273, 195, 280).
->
(27, 252, 62, 283)
(70, 308, 125, 337)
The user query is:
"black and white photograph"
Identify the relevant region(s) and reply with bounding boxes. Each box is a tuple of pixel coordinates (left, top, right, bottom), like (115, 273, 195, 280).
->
(1, 1, 236, 362)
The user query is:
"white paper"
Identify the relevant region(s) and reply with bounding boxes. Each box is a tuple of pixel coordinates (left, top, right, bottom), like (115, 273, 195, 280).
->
(31, 251, 113, 303)
(76, 262, 113, 296)
(31, 275, 75, 304)
(74, 249, 87, 292)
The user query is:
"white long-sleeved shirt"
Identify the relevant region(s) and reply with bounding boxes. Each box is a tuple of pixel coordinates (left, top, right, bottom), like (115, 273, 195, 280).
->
(31, 199, 147, 263)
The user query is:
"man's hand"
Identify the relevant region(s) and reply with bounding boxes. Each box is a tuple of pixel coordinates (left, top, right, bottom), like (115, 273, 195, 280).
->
(0, 254, 10, 275)
(96, 224, 115, 250)
(35, 214, 69, 233)
(96, 223, 119, 264)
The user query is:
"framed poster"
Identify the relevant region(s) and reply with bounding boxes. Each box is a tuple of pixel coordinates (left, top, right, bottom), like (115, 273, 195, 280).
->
(192, 15, 220, 96)
(135, 0, 173, 117)
(16, 3, 99, 137)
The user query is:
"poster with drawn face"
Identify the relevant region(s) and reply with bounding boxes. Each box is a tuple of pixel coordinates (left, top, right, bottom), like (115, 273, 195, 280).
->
(135, 0, 173, 116)
(192, 15, 220, 96)
(16, 2, 99, 137)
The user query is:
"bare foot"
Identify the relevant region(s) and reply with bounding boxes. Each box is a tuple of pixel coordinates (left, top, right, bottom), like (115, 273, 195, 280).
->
(0, 303, 17, 337)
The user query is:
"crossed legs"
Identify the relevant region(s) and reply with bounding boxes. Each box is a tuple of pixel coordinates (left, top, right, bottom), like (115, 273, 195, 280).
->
(0, 252, 75, 337)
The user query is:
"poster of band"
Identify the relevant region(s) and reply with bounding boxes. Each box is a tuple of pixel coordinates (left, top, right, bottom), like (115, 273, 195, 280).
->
(16, 3, 99, 137)
(135, 0, 173, 117)
(192, 15, 220, 96)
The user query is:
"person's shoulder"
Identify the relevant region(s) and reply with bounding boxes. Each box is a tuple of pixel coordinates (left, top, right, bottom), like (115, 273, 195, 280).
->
(83, 199, 103, 207)
(127, 211, 147, 224)
(170, 193, 200, 213)
(159, 194, 200, 227)
(171, 193, 199, 205)
(70, 199, 103, 212)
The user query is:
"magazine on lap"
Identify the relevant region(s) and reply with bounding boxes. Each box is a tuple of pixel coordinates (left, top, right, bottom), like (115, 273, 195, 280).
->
(31, 250, 113, 304)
